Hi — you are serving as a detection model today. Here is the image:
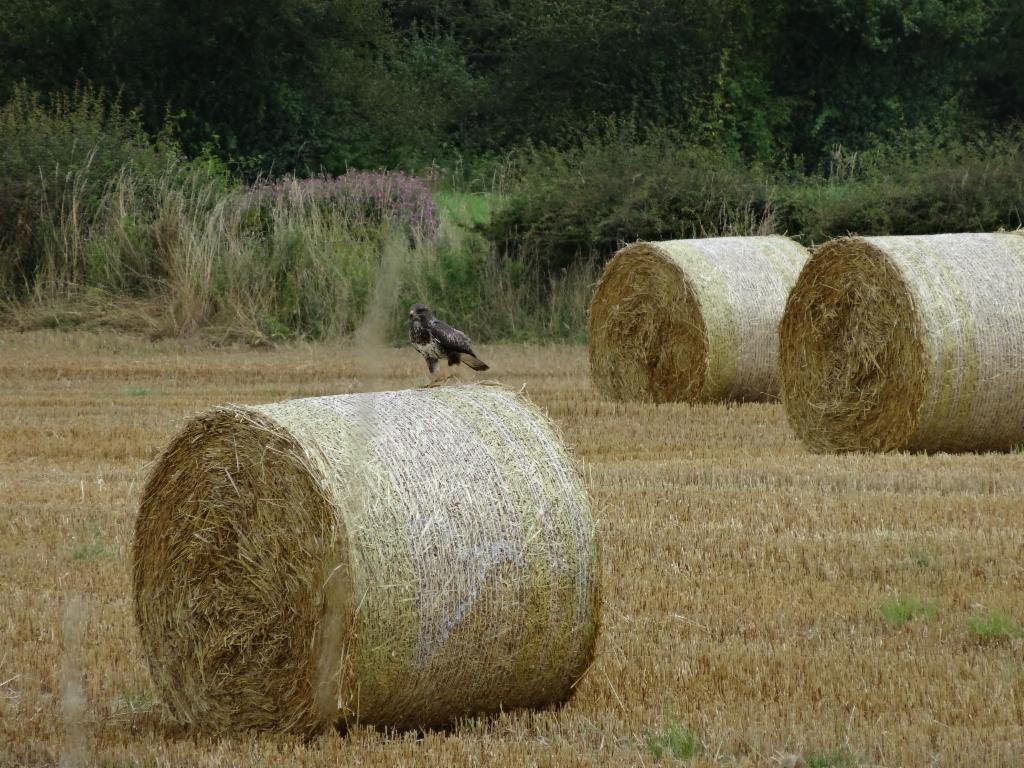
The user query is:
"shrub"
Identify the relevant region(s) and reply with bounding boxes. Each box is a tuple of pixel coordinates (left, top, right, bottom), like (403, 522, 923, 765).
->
(784, 129, 1024, 243)
(0, 93, 591, 344)
(0, 86, 180, 295)
(486, 122, 1024, 270)
(392, 218, 597, 344)
(485, 121, 778, 271)
(879, 595, 938, 627)
(644, 722, 701, 762)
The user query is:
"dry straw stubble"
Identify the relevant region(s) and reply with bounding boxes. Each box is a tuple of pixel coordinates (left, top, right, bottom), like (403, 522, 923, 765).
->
(780, 233, 1024, 452)
(588, 236, 809, 403)
(133, 384, 600, 736)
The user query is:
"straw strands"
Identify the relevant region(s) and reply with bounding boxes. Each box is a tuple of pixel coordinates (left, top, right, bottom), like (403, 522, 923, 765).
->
(588, 236, 809, 403)
(780, 233, 1024, 453)
(133, 384, 600, 735)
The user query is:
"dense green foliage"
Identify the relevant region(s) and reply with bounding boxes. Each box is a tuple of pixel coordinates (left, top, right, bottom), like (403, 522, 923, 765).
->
(0, 0, 472, 173)
(0, 87, 186, 293)
(3, 0, 1023, 172)
(787, 129, 1024, 242)
(487, 122, 775, 269)
(489, 121, 1024, 263)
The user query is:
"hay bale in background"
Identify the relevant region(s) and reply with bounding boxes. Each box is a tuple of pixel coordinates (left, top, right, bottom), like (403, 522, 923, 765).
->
(588, 236, 809, 403)
(133, 385, 600, 735)
(780, 233, 1024, 453)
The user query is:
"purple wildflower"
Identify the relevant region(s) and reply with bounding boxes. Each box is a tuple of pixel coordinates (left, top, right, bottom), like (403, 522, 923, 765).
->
(246, 170, 440, 241)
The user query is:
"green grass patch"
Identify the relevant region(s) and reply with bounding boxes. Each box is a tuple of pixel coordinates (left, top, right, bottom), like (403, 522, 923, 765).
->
(644, 722, 701, 761)
(805, 747, 859, 768)
(879, 595, 938, 627)
(911, 551, 932, 569)
(71, 541, 108, 561)
(434, 190, 494, 228)
(122, 386, 151, 397)
(968, 611, 1022, 643)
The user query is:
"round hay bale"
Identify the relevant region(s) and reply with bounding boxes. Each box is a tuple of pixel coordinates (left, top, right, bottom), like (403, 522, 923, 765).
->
(133, 384, 600, 735)
(588, 236, 809, 403)
(780, 233, 1024, 453)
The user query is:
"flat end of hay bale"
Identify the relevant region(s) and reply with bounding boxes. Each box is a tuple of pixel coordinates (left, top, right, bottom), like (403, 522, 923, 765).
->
(133, 404, 343, 735)
(779, 237, 928, 452)
(587, 241, 710, 404)
(783, 232, 1024, 453)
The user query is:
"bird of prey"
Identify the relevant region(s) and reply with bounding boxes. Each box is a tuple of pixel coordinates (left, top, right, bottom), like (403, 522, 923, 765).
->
(408, 303, 489, 384)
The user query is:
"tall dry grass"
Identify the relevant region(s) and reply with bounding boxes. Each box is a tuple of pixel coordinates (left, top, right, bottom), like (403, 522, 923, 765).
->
(1, 90, 594, 343)
(6, 166, 596, 343)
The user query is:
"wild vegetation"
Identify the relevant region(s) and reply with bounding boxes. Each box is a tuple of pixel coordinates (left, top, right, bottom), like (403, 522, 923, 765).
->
(3, 333, 1023, 766)
(3, 92, 1023, 342)
(3, 2, 1024, 340)
(5, 0, 1023, 173)
(0, 90, 593, 342)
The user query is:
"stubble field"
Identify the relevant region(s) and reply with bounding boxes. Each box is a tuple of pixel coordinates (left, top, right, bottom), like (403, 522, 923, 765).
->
(2, 331, 1023, 767)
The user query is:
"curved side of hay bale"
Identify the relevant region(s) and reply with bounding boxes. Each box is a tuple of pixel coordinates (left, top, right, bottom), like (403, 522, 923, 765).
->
(780, 233, 1024, 452)
(588, 236, 809, 403)
(133, 385, 600, 735)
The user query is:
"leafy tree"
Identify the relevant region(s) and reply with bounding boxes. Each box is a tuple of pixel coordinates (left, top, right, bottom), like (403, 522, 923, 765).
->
(768, 0, 991, 165)
(2, 0, 1022, 170)
(0, 0, 477, 173)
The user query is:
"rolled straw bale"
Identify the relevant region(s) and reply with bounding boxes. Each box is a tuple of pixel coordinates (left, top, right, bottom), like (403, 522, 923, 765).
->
(780, 233, 1024, 453)
(588, 236, 809, 403)
(133, 384, 599, 735)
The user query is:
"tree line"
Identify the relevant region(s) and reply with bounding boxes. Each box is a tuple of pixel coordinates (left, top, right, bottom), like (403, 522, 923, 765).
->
(3, 0, 1021, 174)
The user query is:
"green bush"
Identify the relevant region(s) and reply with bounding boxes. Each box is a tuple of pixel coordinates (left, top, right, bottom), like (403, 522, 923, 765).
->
(393, 217, 597, 344)
(9, 86, 1024, 345)
(879, 595, 938, 627)
(485, 121, 777, 270)
(644, 721, 702, 762)
(967, 611, 1022, 644)
(783, 128, 1024, 243)
(486, 122, 1024, 265)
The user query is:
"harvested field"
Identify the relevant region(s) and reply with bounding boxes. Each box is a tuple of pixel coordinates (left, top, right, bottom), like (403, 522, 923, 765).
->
(2, 331, 1024, 767)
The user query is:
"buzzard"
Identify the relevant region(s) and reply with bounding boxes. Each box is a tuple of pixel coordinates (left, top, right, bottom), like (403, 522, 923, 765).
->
(408, 303, 489, 383)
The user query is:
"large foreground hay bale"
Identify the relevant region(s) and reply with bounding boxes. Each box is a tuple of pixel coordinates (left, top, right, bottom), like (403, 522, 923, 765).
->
(780, 233, 1024, 452)
(133, 385, 600, 735)
(588, 236, 809, 403)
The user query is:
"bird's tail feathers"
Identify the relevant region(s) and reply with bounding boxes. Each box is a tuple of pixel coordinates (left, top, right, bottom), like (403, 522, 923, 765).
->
(462, 353, 489, 371)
